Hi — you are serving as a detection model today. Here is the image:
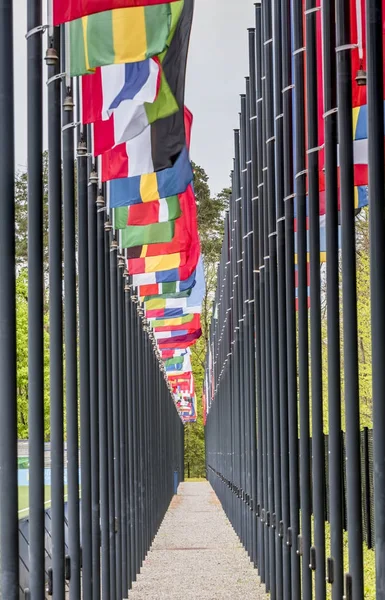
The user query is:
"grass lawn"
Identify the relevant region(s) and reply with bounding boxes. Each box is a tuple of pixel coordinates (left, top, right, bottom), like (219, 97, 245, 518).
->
(18, 485, 68, 519)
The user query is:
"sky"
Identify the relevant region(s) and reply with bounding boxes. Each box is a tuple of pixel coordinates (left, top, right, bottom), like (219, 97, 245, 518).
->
(13, 0, 255, 196)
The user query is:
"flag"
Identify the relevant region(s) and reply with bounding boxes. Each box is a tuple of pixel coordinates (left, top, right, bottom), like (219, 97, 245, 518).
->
(133, 265, 190, 287)
(157, 329, 202, 347)
(120, 220, 175, 248)
(144, 255, 204, 315)
(137, 269, 196, 297)
(126, 185, 199, 268)
(128, 253, 188, 274)
(158, 329, 202, 350)
(142, 289, 193, 301)
(152, 314, 201, 332)
(54, 0, 180, 25)
(89, 63, 180, 154)
(108, 144, 193, 199)
(82, 59, 161, 123)
(68, 2, 183, 76)
(114, 196, 181, 227)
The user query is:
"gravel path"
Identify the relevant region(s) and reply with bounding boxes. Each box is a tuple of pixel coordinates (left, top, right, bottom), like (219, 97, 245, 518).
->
(128, 481, 266, 599)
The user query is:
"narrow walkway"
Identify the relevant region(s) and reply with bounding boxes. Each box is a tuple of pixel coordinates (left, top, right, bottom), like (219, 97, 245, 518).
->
(129, 482, 266, 599)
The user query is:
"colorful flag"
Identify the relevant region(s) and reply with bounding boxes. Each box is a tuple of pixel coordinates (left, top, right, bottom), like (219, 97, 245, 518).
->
(158, 329, 202, 348)
(137, 269, 196, 297)
(69, 2, 183, 76)
(90, 64, 180, 154)
(153, 314, 201, 332)
(108, 144, 193, 200)
(100, 1, 193, 177)
(114, 196, 181, 227)
(126, 185, 199, 266)
(120, 220, 175, 248)
(82, 59, 160, 123)
(129, 252, 187, 273)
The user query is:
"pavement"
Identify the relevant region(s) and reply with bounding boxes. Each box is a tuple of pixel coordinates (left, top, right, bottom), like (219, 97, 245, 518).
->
(128, 481, 266, 599)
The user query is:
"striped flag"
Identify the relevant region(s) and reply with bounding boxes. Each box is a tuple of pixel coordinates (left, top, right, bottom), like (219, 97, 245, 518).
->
(114, 196, 181, 227)
(68, 2, 183, 76)
(120, 220, 175, 248)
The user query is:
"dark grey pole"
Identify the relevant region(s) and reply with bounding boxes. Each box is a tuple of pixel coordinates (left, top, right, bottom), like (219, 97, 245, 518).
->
(322, 0, 343, 594)
(62, 67, 81, 597)
(88, 162, 101, 597)
(293, 0, 312, 593)
(97, 201, 111, 598)
(47, 25, 65, 600)
(77, 123, 92, 598)
(304, 0, 326, 594)
(27, 0, 45, 595)
(366, 0, 385, 593)
(110, 240, 123, 599)
(0, 0, 18, 596)
(335, 0, 364, 593)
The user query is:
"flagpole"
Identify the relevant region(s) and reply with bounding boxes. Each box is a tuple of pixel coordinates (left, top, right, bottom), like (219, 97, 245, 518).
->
(47, 22, 65, 600)
(281, 0, 300, 592)
(110, 220, 123, 599)
(335, 0, 364, 591)
(88, 154, 101, 598)
(27, 0, 45, 593)
(62, 28, 81, 599)
(77, 112, 93, 596)
(322, 0, 344, 594)
(104, 222, 117, 599)
(305, 0, 326, 593)
(293, 0, 312, 591)
(366, 0, 385, 593)
(272, 0, 291, 588)
(97, 188, 111, 598)
(255, 1, 268, 582)
(0, 0, 18, 596)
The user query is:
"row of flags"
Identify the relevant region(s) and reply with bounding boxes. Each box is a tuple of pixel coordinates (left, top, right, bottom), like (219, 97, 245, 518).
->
(54, 0, 201, 423)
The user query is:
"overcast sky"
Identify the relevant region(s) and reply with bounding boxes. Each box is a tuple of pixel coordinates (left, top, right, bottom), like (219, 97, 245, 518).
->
(13, 0, 255, 196)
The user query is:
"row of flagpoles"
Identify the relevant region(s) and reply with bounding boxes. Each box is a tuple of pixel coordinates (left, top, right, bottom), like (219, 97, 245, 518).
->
(54, 0, 202, 424)
(204, 0, 385, 598)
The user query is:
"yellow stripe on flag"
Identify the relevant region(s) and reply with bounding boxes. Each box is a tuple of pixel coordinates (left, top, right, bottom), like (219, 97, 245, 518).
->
(112, 7, 147, 64)
(82, 16, 90, 72)
(352, 106, 360, 139)
(141, 245, 148, 258)
(140, 172, 160, 203)
(145, 298, 166, 310)
(145, 253, 180, 273)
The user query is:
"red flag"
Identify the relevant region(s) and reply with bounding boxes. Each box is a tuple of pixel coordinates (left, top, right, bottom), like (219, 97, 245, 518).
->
(53, 0, 179, 25)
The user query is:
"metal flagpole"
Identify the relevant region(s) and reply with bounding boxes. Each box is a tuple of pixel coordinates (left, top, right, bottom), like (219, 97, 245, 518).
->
(0, 0, 18, 596)
(77, 118, 93, 597)
(272, 0, 291, 590)
(366, 0, 385, 593)
(292, 0, 312, 593)
(322, 0, 344, 594)
(304, 0, 326, 593)
(27, 0, 45, 594)
(280, 0, 300, 594)
(47, 22, 65, 600)
(88, 154, 101, 598)
(61, 29, 81, 598)
(335, 0, 364, 592)
(97, 191, 111, 598)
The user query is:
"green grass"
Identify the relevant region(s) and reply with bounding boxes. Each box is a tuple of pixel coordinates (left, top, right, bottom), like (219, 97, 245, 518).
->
(18, 485, 68, 519)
